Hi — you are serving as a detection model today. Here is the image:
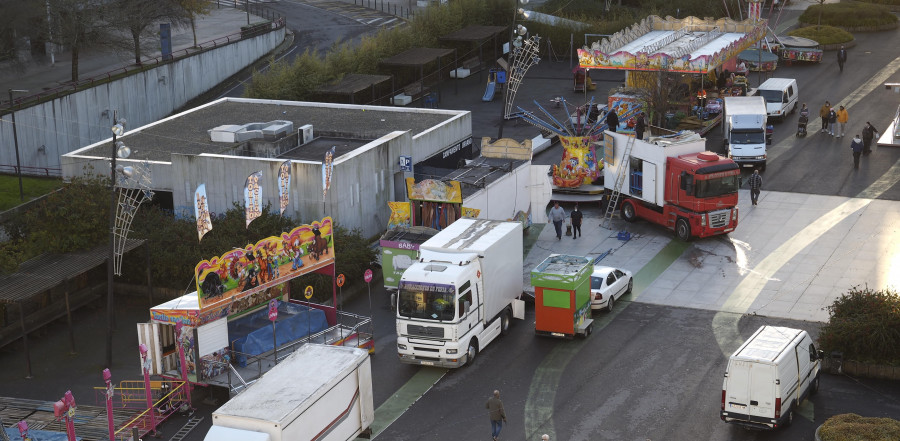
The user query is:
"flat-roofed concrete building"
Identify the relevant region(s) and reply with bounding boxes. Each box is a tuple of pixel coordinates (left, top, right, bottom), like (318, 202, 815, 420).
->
(62, 98, 473, 238)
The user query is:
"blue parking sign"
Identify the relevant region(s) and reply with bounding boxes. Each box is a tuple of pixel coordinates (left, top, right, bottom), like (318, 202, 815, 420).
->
(399, 155, 412, 172)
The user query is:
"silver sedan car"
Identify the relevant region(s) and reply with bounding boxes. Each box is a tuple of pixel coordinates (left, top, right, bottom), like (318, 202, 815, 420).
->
(590, 266, 633, 312)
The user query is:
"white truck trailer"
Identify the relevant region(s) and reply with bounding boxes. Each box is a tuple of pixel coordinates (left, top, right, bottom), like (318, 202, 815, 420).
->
(722, 96, 769, 170)
(204, 344, 374, 441)
(394, 218, 526, 368)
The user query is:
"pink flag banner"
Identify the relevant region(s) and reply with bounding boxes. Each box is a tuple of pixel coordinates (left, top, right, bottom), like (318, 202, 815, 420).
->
(244, 171, 263, 228)
(278, 160, 291, 215)
(194, 183, 213, 241)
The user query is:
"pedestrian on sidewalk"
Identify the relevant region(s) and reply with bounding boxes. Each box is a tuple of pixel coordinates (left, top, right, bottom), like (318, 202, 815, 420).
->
(635, 112, 647, 140)
(819, 101, 831, 133)
(850, 135, 863, 169)
(837, 45, 847, 73)
(828, 107, 838, 136)
(748, 169, 762, 206)
(570, 203, 583, 239)
(606, 106, 619, 132)
(836, 105, 849, 138)
(485, 390, 507, 441)
(549, 201, 566, 241)
(862, 122, 879, 155)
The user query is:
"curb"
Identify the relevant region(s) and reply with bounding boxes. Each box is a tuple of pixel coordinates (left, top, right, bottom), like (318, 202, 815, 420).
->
(797, 21, 899, 33)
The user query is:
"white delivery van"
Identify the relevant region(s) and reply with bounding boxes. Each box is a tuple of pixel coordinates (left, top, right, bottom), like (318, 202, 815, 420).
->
(721, 326, 824, 430)
(755, 78, 799, 121)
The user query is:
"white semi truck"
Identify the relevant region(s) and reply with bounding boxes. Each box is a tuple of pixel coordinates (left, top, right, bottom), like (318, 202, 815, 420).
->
(722, 96, 770, 171)
(204, 344, 374, 441)
(393, 218, 525, 368)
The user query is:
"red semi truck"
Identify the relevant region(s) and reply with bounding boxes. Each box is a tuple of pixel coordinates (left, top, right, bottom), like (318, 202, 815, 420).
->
(603, 131, 740, 240)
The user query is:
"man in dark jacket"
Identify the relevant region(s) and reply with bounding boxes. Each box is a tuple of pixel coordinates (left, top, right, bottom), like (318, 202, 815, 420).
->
(837, 45, 847, 73)
(862, 122, 879, 155)
(850, 135, 863, 168)
(605, 106, 619, 132)
(486, 390, 507, 441)
(635, 112, 647, 140)
(747, 169, 762, 206)
(570, 203, 583, 239)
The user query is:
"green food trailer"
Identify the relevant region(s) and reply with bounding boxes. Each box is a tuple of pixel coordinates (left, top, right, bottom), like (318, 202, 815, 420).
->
(380, 226, 439, 295)
(531, 254, 594, 339)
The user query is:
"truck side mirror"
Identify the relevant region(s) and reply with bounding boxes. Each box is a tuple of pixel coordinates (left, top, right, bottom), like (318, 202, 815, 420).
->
(817, 350, 825, 360)
(390, 293, 397, 312)
(722, 138, 729, 147)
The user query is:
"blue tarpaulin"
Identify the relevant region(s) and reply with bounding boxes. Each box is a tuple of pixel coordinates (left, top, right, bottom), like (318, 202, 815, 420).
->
(228, 302, 328, 366)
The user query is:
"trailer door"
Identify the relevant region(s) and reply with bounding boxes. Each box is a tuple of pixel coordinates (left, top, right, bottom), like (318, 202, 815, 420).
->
(136, 322, 166, 375)
(642, 162, 657, 203)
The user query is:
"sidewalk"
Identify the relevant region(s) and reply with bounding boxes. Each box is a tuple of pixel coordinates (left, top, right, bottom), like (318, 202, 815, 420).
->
(0, 6, 256, 106)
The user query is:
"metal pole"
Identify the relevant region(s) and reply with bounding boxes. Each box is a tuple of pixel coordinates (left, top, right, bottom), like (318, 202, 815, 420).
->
(272, 321, 278, 363)
(246, 0, 250, 25)
(498, 2, 518, 139)
(106, 112, 118, 369)
(141, 350, 157, 436)
(103, 369, 115, 441)
(64, 283, 76, 355)
(8, 89, 26, 202)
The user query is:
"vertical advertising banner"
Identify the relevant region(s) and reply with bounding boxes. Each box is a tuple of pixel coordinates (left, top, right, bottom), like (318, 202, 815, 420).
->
(278, 160, 291, 215)
(194, 184, 213, 241)
(322, 146, 336, 198)
(245, 171, 263, 228)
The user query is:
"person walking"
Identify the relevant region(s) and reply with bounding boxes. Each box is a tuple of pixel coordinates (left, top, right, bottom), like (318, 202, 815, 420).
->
(605, 106, 619, 132)
(748, 169, 762, 206)
(837, 45, 847, 73)
(862, 122, 879, 155)
(570, 203, 583, 239)
(485, 390, 507, 441)
(850, 135, 863, 169)
(549, 201, 566, 241)
(828, 107, 838, 137)
(836, 105, 849, 138)
(635, 111, 647, 140)
(819, 101, 831, 133)
(799, 103, 809, 118)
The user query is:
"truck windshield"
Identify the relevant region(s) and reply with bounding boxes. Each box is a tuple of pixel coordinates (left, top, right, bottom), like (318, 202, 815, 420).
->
(397, 281, 456, 321)
(758, 89, 782, 103)
(695, 175, 740, 198)
(730, 130, 765, 144)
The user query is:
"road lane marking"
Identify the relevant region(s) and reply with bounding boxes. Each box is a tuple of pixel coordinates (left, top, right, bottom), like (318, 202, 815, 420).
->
(370, 367, 447, 438)
(523, 239, 690, 440)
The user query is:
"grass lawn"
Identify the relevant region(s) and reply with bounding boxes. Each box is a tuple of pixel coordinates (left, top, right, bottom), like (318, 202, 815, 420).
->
(0, 174, 63, 212)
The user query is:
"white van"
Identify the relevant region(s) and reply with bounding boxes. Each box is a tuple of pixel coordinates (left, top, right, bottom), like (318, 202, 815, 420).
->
(755, 78, 799, 121)
(720, 326, 824, 430)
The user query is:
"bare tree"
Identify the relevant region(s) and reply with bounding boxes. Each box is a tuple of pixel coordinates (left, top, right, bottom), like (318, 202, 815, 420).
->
(0, 0, 44, 65)
(173, 0, 212, 48)
(108, 0, 188, 65)
(46, 0, 114, 82)
(626, 70, 680, 129)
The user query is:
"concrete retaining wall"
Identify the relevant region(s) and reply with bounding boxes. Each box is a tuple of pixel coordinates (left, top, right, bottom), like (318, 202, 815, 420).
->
(0, 28, 285, 174)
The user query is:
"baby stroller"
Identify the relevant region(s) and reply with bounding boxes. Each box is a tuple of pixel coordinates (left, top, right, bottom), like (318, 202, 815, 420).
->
(796, 115, 808, 137)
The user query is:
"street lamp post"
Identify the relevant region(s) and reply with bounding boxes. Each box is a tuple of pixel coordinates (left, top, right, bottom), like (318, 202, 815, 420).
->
(106, 114, 130, 368)
(498, 0, 530, 139)
(7, 89, 28, 202)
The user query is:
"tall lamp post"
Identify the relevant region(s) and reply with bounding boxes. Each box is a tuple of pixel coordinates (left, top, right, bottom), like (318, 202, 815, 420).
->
(498, 0, 530, 139)
(106, 115, 131, 368)
(7, 89, 28, 202)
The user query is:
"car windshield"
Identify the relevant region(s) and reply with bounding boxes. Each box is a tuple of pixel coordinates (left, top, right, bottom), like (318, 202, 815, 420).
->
(759, 89, 782, 103)
(397, 281, 456, 321)
(730, 129, 765, 145)
(590, 275, 605, 289)
(695, 175, 740, 198)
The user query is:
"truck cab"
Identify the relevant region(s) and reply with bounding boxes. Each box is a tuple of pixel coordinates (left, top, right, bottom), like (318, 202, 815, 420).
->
(723, 96, 769, 171)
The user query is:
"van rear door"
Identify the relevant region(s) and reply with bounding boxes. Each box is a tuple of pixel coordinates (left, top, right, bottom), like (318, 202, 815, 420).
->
(726, 360, 775, 421)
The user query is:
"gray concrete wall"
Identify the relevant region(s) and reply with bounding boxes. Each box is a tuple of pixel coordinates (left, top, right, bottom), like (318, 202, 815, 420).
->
(1, 28, 285, 174)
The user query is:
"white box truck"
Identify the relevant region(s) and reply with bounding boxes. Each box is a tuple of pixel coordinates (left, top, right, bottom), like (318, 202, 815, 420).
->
(720, 326, 824, 430)
(204, 344, 374, 441)
(722, 96, 769, 171)
(393, 218, 526, 368)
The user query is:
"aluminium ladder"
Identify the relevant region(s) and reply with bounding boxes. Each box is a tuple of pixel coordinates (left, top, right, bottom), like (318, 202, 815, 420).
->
(601, 134, 636, 229)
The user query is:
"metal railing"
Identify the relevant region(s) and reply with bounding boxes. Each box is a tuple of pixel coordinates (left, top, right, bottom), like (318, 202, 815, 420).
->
(0, 164, 62, 177)
(92, 380, 191, 441)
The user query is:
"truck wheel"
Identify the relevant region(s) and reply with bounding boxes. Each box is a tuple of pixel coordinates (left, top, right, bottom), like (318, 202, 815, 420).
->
(626, 278, 633, 294)
(465, 341, 478, 366)
(500, 309, 511, 336)
(606, 295, 615, 312)
(621, 201, 637, 222)
(784, 404, 795, 427)
(675, 218, 691, 241)
(760, 163, 767, 172)
(585, 323, 593, 337)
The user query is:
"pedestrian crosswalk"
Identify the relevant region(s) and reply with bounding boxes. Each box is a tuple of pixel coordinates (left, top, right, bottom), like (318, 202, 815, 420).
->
(291, 0, 410, 30)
